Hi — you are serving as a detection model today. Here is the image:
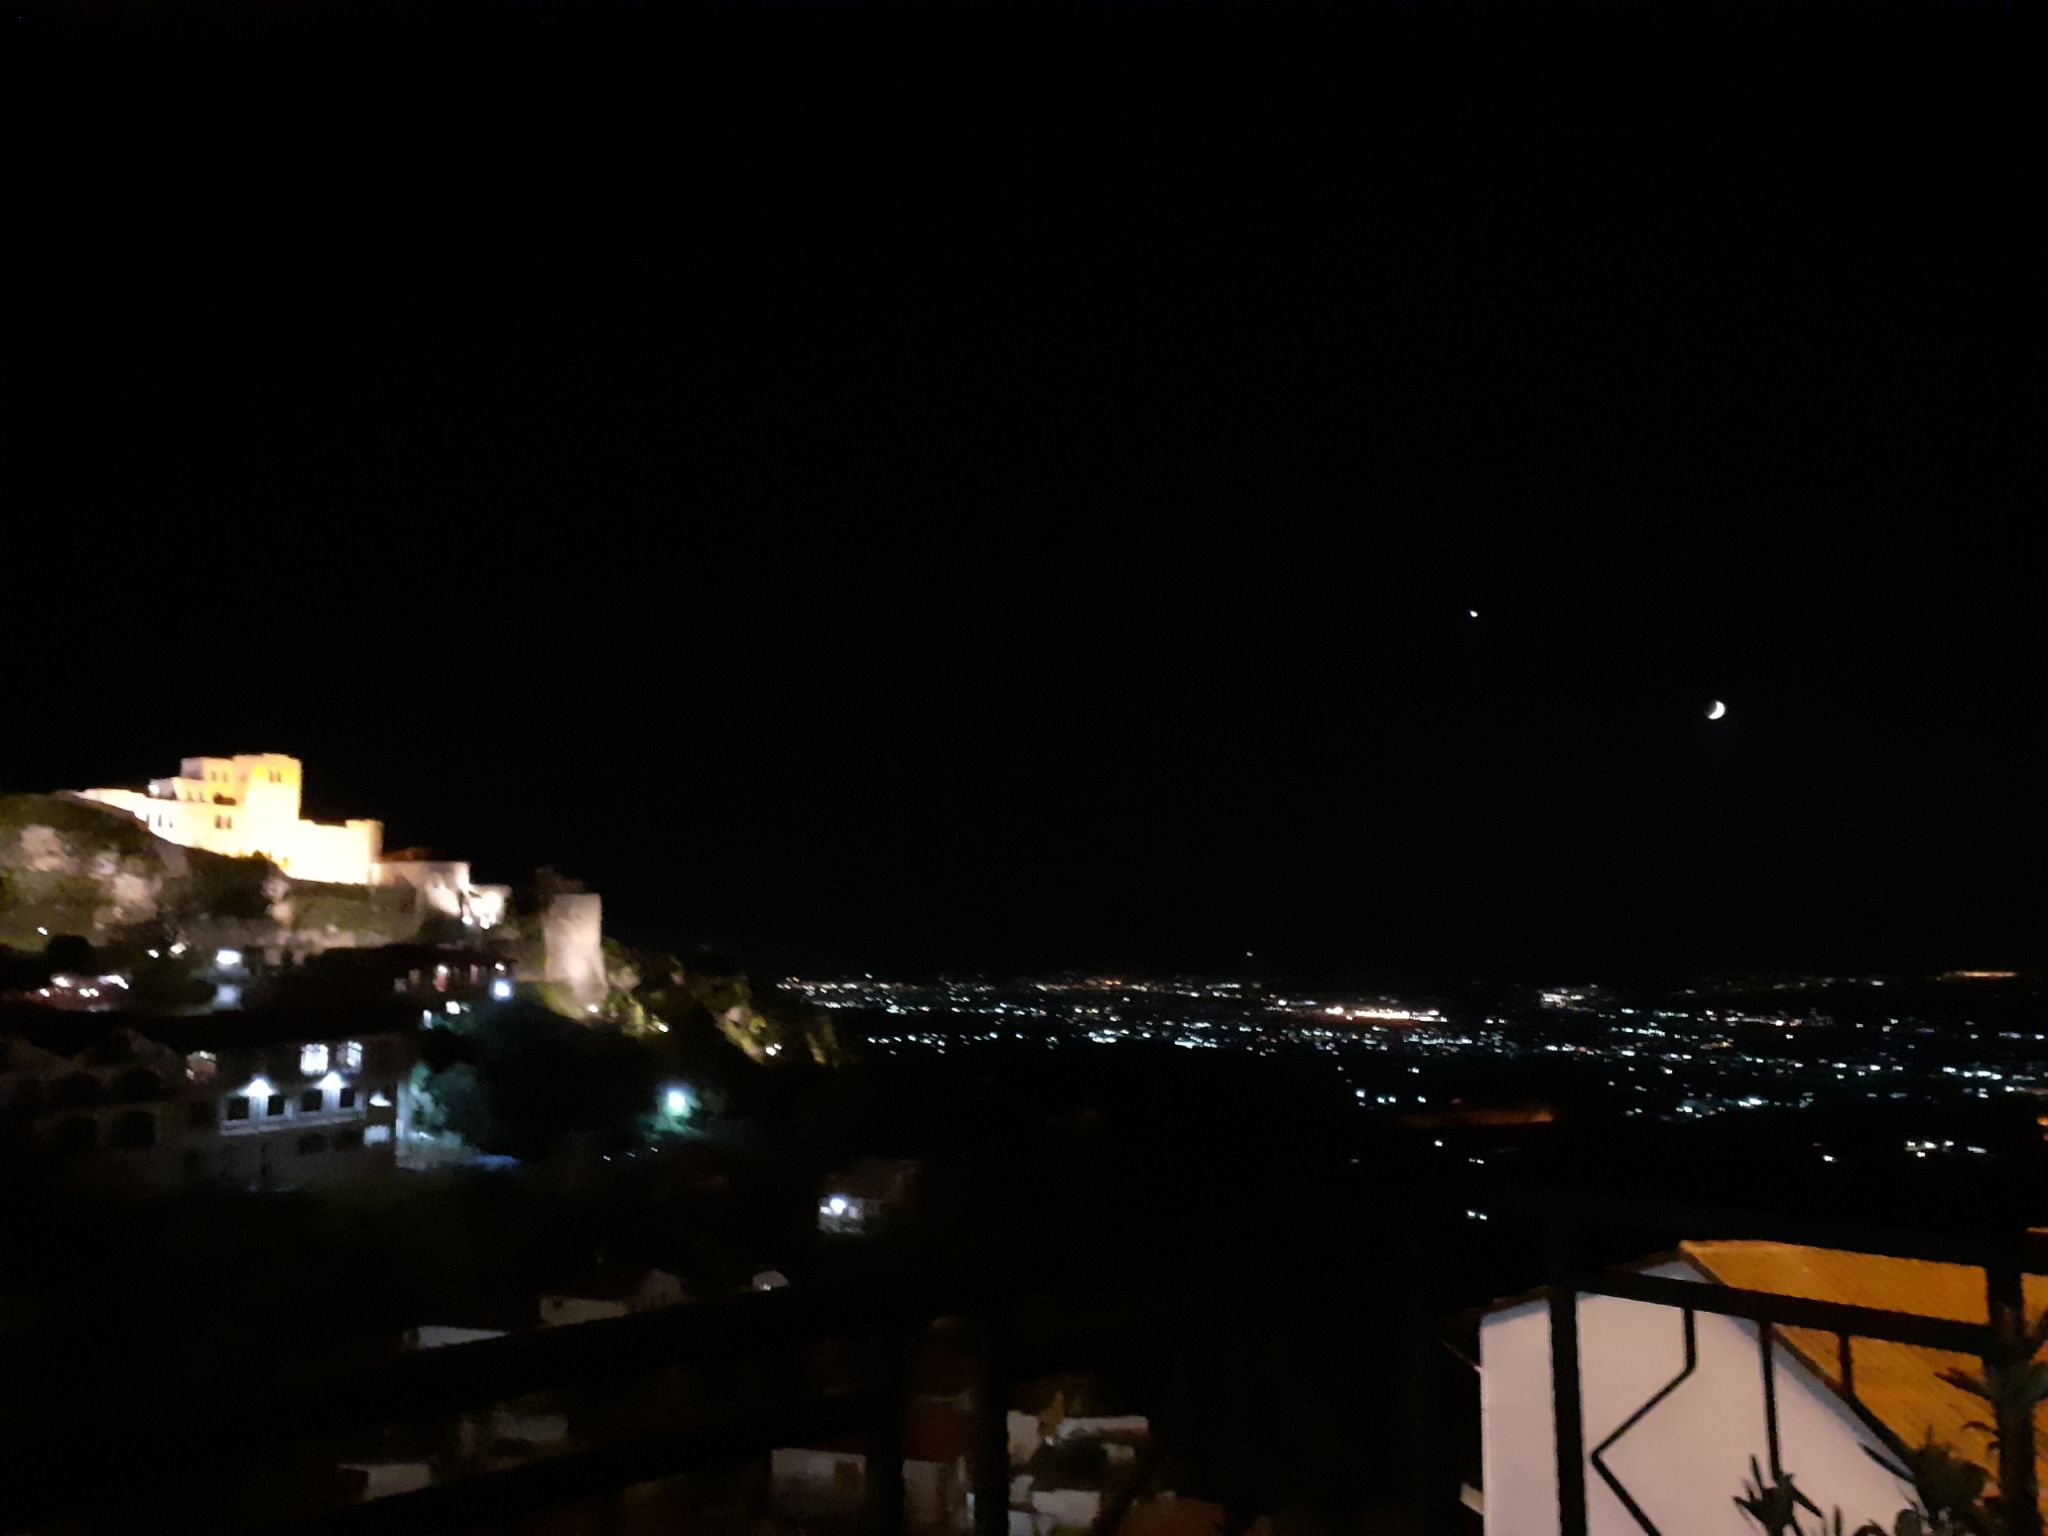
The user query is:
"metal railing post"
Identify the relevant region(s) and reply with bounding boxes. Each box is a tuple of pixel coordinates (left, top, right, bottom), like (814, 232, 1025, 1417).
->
(1758, 1321, 1784, 1481)
(868, 1331, 908, 1536)
(1548, 1221, 1589, 1536)
(974, 1316, 1010, 1536)
(1986, 1240, 2040, 1536)
(1401, 1228, 1452, 1535)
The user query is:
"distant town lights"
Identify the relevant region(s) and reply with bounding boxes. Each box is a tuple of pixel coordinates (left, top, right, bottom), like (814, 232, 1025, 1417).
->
(215, 949, 242, 968)
(490, 978, 514, 1000)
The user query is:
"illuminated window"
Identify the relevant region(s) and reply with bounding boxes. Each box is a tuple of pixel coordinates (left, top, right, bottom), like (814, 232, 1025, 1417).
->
(338, 1041, 363, 1072)
(300, 1043, 329, 1075)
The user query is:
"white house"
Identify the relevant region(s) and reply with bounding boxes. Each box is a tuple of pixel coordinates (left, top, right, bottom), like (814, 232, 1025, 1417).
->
(1476, 1239, 2048, 1533)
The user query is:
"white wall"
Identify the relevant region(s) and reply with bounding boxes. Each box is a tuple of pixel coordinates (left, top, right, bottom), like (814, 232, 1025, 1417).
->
(1480, 1261, 1911, 1534)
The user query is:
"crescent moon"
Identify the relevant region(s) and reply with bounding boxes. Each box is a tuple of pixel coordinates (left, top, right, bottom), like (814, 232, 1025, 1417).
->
(1706, 700, 1727, 720)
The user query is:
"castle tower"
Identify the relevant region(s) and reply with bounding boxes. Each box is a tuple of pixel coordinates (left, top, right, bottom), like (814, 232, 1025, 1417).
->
(234, 754, 304, 866)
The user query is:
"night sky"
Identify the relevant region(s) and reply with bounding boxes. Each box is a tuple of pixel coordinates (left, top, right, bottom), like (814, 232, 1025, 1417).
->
(15, 0, 2039, 981)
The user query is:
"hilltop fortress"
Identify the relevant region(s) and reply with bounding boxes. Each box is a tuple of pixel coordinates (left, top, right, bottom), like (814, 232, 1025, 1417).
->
(77, 753, 508, 929)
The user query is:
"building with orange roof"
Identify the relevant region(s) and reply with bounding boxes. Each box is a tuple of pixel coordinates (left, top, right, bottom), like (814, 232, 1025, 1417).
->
(1475, 1238, 2046, 1533)
(1682, 1237, 2047, 1496)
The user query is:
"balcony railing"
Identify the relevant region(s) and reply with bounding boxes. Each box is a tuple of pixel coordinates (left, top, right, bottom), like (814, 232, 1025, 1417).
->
(1508, 1185, 2046, 1536)
(4, 1184, 2038, 1536)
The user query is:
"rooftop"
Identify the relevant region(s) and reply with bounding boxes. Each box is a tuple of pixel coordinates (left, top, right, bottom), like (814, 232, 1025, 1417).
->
(1683, 1237, 2048, 1487)
(0, 1001, 417, 1055)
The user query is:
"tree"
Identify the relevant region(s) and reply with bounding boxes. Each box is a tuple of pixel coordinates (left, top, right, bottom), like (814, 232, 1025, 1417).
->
(42, 933, 97, 973)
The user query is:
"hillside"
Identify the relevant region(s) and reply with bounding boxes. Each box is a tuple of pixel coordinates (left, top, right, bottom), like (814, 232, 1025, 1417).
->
(0, 794, 418, 950)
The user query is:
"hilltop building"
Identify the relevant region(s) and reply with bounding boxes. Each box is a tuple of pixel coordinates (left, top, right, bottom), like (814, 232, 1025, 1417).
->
(80, 753, 382, 883)
(75, 753, 506, 923)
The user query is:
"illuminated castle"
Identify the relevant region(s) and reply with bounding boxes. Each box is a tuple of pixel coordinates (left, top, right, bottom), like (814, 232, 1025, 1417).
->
(80, 754, 383, 884)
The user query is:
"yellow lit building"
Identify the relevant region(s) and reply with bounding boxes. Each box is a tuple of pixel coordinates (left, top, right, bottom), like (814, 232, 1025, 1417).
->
(79, 754, 384, 884)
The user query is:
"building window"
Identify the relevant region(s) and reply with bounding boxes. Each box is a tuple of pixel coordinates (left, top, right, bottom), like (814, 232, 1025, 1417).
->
(339, 1041, 363, 1071)
(299, 1088, 324, 1113)
(334, 1128, 363, 1151)
(337, 1086, 358, 1110)
(300, 1043, 329, 1076)
(225, 1097, 251, 1122)
(265, 1094, 287, 1117)
(297, 1134, 328, 1156)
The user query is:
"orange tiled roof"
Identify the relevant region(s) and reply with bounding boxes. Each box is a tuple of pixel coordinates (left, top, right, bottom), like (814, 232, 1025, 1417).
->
(1681, 1238, 2048, 1491)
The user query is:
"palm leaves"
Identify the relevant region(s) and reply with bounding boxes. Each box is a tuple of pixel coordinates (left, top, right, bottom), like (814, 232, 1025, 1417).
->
(1861, 1434, 1993, 1536)
(1734, 1307, 2044, 1536)
(1936, 1305, 2048, 1461)
(1735, 1458, 1824, 1536)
